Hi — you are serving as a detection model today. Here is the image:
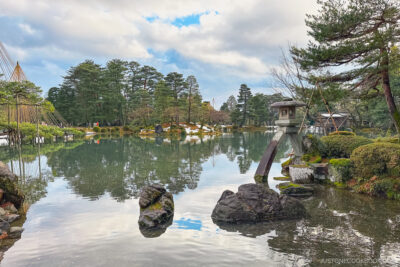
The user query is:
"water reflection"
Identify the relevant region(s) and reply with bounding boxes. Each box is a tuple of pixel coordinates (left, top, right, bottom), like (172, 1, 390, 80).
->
(1, 133, 399, 266)
(3, 133, 283, 203)
(216, 186, 400, 265)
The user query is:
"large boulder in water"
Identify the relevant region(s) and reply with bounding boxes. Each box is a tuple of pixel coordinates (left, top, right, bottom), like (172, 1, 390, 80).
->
(211, 183, 306, 223)
(138, 184, 174, 235)
(0, 161, 24, 209)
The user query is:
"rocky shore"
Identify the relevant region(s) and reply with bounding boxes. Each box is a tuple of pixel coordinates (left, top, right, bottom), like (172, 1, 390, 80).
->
(0, 161, 25, 261)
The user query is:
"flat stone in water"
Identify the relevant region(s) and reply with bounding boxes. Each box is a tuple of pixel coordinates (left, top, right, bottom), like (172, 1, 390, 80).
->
(277, 182, 314, 198)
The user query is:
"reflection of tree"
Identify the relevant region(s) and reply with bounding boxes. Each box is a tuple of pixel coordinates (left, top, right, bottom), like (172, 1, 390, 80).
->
(45, 138, 212, 200)
(0, 132, 291, 202)
(0, 141, 83, 205)
(215, 186, 400, 265)
(216, 132, 290, 174)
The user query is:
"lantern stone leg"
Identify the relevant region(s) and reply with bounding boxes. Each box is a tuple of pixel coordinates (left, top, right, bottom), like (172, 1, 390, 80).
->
(287, 133, 303, 164)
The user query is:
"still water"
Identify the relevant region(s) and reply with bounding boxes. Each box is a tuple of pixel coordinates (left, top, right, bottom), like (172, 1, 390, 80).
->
(0, 133, 400, 266)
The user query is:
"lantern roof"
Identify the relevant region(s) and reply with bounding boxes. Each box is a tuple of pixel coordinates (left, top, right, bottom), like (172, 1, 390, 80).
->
(270, 98, 306, 108)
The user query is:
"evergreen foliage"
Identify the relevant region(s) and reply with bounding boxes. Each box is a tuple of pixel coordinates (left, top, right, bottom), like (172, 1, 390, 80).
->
(291, 0, 400, 133)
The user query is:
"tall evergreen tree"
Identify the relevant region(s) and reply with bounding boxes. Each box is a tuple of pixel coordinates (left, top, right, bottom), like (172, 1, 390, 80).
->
(165, 72, 187, 123)
(104, 59, 128, 124)
(154, 81, 173, 123)
(185, 75, 199, 123)
(237, 84, 252, 126)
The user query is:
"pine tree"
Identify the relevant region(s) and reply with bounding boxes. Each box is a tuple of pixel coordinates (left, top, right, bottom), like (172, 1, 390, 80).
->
(185, 75, 199, 123)
(165, 72, 187, 123)
(237, 84, 252, 127)
(291, 0, 400, 134)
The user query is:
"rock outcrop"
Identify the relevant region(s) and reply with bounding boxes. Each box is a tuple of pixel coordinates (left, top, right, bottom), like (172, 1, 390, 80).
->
(138, 184, 174, 237)
(211, 183, 306, 223)
(0, 162, 24, 209)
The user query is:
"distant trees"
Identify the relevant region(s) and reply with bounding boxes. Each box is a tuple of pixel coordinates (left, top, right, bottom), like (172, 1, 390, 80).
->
(47, 60, 205, 126)
(220, 84, 284, 127)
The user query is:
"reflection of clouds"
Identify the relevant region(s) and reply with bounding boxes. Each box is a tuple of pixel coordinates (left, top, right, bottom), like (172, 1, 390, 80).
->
(2, 162, 299, 266)
(380, 243, 400, 265)
(296, 223, 374, 256)
(3, 134, 400, 266)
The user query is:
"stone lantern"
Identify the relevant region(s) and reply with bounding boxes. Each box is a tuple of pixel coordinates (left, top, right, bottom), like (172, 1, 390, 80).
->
(271, 99, 306, 132)
(255, 98, 306, 181)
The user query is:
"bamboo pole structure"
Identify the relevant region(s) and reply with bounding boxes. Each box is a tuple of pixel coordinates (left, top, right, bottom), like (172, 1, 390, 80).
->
(16, 94, 20, 145)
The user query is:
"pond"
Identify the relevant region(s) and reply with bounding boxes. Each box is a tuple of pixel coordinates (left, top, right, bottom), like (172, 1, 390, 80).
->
(0, 133, 400, 266)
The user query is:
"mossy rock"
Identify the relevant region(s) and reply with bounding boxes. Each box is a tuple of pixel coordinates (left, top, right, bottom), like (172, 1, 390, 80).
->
(273, 176, 291, 181)
(290, 164, 309, 168)
(277, 182, 314, 198)
(0, 162, 24, 209)
(254, 174, 267, 183)
(281, 158, 293, 167)
(277, 182, 301, 189)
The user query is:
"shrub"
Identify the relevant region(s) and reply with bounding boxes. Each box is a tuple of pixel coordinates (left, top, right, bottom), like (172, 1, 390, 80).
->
(93, 126, 100, 133)
(302, 134, 325, 156)
(122, 125, 131, 131)
(329, 158, 352, 182)
(61, 127, 85, 138)
(39, 125, 64, 140)
(131, 126, 142, 133)
(100, 128, 107, 133)
(328, 131, 355, 136)
(114, 127, 120, 132)
(374, 136, 399, 144)
(320, 135, 372, 158)
(350, 142, 400, 179)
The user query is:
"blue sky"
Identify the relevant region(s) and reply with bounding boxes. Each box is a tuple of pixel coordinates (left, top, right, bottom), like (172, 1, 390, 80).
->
(0, 0, 316, 107)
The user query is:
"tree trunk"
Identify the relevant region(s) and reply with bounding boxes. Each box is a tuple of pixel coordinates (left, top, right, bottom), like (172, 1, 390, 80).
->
(381, 52, 400, 135)
(188, 94, 191, 124)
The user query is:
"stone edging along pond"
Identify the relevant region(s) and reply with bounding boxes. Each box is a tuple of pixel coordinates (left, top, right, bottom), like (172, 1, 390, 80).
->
(278, 133, 400, 201)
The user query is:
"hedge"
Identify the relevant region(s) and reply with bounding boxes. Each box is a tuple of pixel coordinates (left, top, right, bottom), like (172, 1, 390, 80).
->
(328, 131, 355, 136)
(320, 135, 372, 158)
(350, 142, 400, 179)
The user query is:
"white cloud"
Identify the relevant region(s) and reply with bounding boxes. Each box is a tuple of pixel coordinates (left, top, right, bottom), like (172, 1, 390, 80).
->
(0, 0, 318, 104)
(18, 23, 35, 35)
